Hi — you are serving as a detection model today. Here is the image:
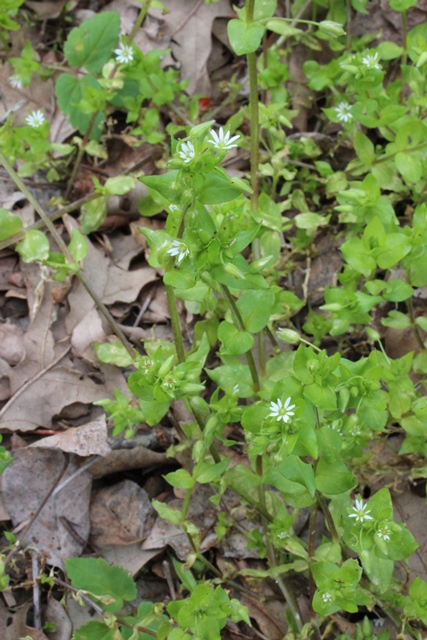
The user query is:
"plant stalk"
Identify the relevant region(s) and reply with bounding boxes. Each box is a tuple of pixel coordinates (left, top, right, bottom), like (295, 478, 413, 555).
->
(219, 283, 260, 394)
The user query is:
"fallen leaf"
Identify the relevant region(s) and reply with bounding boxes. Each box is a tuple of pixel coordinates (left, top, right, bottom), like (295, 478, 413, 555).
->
(43, 598, 73, 640)
(2, 448, 91, 568)
(31, 415, 111, 457)
(147, 0, 232, 95)
(90, 479, 155, 547)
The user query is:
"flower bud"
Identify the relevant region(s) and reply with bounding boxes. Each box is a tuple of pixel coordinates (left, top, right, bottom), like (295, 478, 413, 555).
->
(277, 328, 301, 345)
(319, 20, 346, 38)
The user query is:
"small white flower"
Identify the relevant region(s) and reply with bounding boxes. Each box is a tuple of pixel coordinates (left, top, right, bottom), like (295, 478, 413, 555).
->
(335, 102, 353, 123)
(9, 75, 23, 89)
(25, 109, 46, 128)
(362, 52, 381, 70)
(114, 42, 134, 64)
(167, 240, 189, 264)
(268, 397, 296, 423)
(376, 523, 391, 541)
(208, 127, 240, 151)
(168, 204, 179, 212)
(321, 592, 332, 603)
(277, 531, 289, 540)
(232, 384, 239, 395)
(141, 359, 154, 374)
(349, 497, 373, 523)
(350, 424, 361, 436)
(178, 140, 195, 164)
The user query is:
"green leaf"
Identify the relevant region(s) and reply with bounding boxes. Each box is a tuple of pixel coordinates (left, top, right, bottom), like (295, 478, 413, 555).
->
(227, 19, 264, 56)
(266, 19, 302, 37)
(294, 212, 329, 231)
(254, 0, 277, 20)
(164, 469, 195, 489)
(196, 458, 230, 484)
(81, 196, 108, 234)
(395, 151, 423, 183)
(381, 310, 411, 329)
(354, 131, 375, 166)
(383, 278, 413, 302)
(359, 550, 393, 593)
(94, 341, 134, 367)
(104, 176, 136, 195)
(236, 289, 275, 332)
(0, 208, 22, 241)
(68, 228, 88, 263)
(389, 0, 417, 10)
(73, 621, 117, 640)
(152, 500, 182, 525)
(409, 578, 427, 624)
(140, 171, 180, 204)
(65, 557, 136, 612)
(374, 233, 412, 269)
(16, 230, 50, 263)
(315, 459, 356, 495)
(64, 12, 121, 73)
(199, 169, 246, 204)
(276, 455, 316, 497)
(218, 321, 254, 356)
(55, 73, 105, 140)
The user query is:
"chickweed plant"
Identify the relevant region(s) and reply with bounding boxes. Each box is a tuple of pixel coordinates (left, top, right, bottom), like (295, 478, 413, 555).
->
(2, 0, 427, 638)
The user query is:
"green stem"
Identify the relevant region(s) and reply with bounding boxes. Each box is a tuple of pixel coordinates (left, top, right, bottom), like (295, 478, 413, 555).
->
(219, 283, 260, 394)
(256, 457, 304, 631)
(0, 151, 136, 359)
(346, 0, 352, 52)
(165, 284, 186, 364)
(401, 9, 408, 66)
(316, 491, 341, 544)
(65, 112, 98, 200)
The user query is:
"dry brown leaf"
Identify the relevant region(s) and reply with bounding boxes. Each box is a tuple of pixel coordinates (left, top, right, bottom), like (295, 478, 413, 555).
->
(0, 321, 25, 365)
(90, 479, 155, 547)
(30, 415, 111, 457)
(147, 0, 232, 95)
(89, 446, 168, 478)
(2, 448, 91, 568)
(43, 598, 73, 640)
(101, 544, 160, 577)
(0, 365, 124, 432)
(103, 264, 157, 305)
